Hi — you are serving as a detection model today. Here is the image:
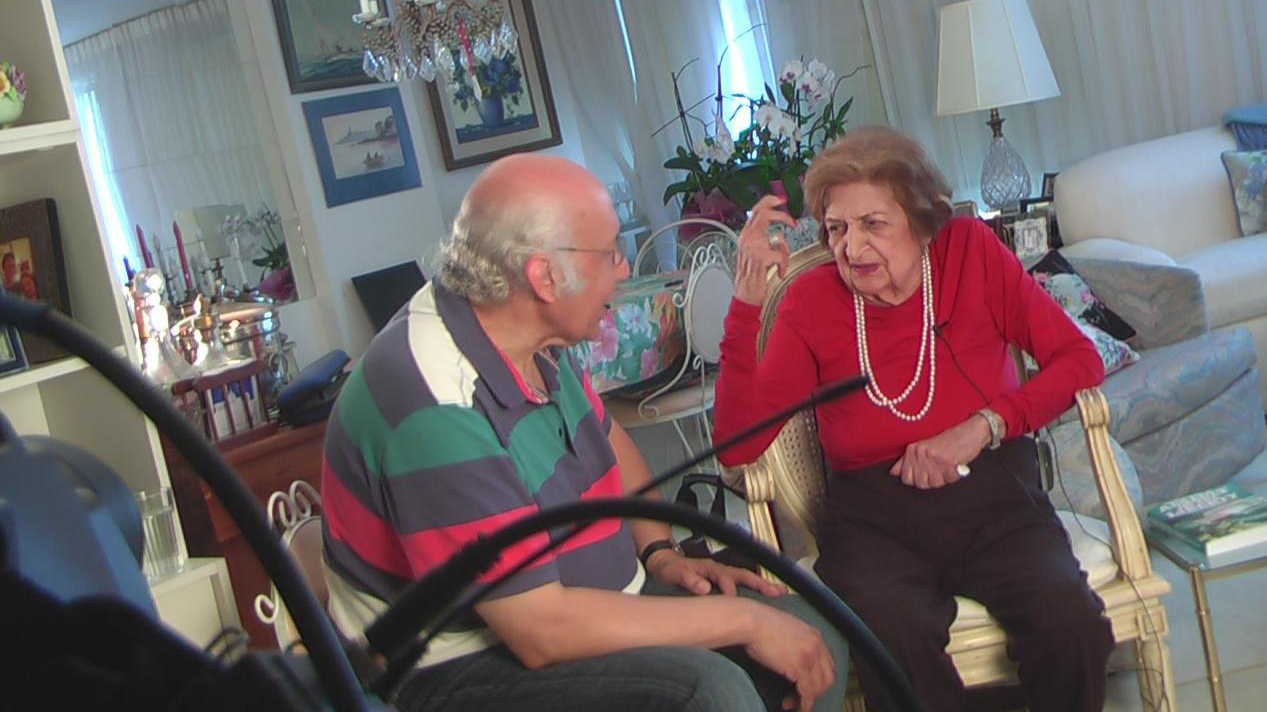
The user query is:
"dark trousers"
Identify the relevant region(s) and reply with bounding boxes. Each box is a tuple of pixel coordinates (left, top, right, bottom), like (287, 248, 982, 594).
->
(813, 437, 1114, 712)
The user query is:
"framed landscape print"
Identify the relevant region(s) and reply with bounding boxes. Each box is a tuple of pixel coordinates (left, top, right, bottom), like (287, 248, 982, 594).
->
(0, 198, 70, 364)
(426, 0, 561, 170)
(273, 0, 378, 93)
(302, 87, 422, 207)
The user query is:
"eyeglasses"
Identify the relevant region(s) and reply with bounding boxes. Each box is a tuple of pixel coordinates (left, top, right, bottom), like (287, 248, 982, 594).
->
(553, 245, 628, 267)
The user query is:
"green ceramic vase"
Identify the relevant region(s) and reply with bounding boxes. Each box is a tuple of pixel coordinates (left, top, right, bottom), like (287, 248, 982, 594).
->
(0, 94, 22, 128)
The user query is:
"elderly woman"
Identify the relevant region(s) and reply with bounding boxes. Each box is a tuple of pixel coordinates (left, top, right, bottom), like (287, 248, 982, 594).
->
(712, 127, 1114, 712)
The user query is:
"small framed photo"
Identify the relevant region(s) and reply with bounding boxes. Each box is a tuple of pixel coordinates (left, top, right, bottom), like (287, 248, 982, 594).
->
(1012, 215, 1050, 262)
(302, 87, 423, 208)
(0, 285, 29, 377)
(950, 199, 979, 218)
(0, 198, 71, 364)
(1040, 172, 1059, 199)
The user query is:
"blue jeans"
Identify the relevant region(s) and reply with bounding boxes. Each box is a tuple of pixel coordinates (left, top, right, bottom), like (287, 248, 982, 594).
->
(395, 582, 850, 712)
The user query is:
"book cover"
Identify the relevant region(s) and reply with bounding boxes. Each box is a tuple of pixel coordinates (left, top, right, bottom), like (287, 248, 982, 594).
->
(1147, 484, 1267, 565)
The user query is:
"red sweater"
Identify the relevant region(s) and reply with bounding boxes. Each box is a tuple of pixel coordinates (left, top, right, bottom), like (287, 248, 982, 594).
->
(713, 217, 1104, 471)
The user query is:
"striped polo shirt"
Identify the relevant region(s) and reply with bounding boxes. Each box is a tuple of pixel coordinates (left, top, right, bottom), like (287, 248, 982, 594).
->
(321, 281, 640, 666)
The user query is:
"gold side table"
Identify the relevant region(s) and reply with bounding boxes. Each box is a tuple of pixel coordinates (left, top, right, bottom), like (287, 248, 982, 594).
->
(1146, 529, 1267, 712)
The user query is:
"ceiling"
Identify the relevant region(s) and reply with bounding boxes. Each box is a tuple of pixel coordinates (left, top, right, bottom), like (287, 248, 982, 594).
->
(52, 0, 185, 45)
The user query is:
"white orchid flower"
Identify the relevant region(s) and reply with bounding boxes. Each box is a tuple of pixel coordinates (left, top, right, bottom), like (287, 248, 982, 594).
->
(779, 60, 803, 84)
(709, 144, 732, 164)
(713, 113, 735, 154)
(798, 73, 823, 99)
(770, 111, 799, 141)
(807, 59, 829, 80)
(693, 135, 713, 159)
(755, 103, 780, 128)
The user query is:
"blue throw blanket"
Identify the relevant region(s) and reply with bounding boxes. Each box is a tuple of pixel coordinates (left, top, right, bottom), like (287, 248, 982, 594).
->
(1224, 102, 1267, 150)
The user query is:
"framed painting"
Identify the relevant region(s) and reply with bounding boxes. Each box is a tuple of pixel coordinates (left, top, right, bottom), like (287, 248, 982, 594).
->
(303, 87, 423, 207)
(426, 0, 561, 170)
(273, 0, 379, 93)
(0, 198, 70, 364)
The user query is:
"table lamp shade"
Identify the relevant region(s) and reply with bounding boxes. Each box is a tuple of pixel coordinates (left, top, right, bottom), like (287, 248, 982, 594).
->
(936, 0, 1060, 117)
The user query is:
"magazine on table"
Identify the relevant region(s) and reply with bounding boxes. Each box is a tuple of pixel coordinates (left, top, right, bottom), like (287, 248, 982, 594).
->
(1146, 484, 1267, 568)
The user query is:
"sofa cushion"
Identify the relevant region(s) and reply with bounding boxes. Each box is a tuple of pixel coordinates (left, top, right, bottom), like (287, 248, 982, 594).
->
(1101, 327, 1258, 444)
(1029, 250, 1136, 340)
(1179, 234, 1267, 328)
(1221, 149, 1267, 235)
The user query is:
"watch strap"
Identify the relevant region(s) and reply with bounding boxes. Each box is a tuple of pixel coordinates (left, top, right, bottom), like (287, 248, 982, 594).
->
(638, 538, 681, 567)
(976, 407, 1005, 450)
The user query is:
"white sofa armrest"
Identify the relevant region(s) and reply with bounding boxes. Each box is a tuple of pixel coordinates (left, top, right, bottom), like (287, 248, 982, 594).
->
(1059, 237, 1177, 266)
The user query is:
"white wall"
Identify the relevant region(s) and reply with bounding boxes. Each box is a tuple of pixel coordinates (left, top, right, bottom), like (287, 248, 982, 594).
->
(241, 1, 590, 362)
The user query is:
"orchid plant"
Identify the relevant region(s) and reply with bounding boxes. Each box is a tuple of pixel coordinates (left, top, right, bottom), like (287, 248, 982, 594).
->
(661, 57, 860, 220)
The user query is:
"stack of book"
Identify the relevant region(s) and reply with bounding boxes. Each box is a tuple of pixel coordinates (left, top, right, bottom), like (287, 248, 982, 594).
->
(1146, 484, 1267, 568)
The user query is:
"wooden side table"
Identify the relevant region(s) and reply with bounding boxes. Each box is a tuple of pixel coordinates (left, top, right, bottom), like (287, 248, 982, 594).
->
(1146, 529, 1267, 712)
(165, 419, 327, 648)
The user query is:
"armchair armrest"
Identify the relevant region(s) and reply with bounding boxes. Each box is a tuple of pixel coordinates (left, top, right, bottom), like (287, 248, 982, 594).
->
(1066, 257, 1208, 349)
(1074, 387, 1154, 582)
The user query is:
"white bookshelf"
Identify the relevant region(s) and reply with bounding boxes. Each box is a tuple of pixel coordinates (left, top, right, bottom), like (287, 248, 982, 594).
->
(1, 0, 234, 639)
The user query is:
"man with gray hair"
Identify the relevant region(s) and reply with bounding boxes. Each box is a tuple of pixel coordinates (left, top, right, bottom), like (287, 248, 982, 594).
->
(320, 154, 848, 712)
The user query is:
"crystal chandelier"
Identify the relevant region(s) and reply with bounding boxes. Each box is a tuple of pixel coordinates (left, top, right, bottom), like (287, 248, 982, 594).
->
(354, 0, 517, 99)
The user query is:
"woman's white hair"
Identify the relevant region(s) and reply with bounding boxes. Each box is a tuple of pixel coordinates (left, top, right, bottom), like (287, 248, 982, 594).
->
(438, 192, 585, 304)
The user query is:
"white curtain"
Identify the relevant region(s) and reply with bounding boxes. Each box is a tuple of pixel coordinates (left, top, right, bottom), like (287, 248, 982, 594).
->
(862, 0, 1267, 202)
(64, 0, 274, 280)
(540, 0, 774, 233)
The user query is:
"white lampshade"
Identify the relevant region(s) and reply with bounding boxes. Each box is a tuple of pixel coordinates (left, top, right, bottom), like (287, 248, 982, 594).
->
(936, 0, 1060, 116)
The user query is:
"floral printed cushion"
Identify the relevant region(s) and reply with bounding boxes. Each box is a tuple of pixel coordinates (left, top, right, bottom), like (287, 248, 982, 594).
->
(1072, 317, 1140, 375)
(1221, 149, 1267, 235)
(570, 271, 689, 394)
(1028, 251, 1136, 341)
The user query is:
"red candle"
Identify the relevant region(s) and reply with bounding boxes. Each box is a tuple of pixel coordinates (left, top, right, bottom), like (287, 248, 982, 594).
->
(173, 221, 193, 294)
(136, 224, 154, 269)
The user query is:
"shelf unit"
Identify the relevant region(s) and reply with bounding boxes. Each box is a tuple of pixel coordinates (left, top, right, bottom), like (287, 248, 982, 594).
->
(1, 0, 232, 640)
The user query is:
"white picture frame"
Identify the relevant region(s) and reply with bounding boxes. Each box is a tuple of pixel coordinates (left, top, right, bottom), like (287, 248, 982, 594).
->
(1013, 215, 1049, 262)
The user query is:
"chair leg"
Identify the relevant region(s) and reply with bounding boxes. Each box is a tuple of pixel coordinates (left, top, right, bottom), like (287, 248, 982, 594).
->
(1134, 609, 1177, 712)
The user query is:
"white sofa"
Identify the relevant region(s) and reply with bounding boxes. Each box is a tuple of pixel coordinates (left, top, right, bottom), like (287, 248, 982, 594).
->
(1055, 125, 1267, 405)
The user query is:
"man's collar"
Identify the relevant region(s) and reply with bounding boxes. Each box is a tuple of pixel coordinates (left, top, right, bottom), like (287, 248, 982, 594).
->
(432, 282, 557, 408)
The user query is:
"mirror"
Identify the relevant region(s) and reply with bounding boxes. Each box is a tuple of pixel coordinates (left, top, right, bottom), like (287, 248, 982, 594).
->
(52, 0, 312, 305)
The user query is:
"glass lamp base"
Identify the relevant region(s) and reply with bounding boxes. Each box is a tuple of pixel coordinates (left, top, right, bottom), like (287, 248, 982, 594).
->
(980, 134, 1031, 212)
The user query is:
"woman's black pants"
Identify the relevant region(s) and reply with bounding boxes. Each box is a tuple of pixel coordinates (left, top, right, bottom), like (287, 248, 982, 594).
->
(813, 437, 1115, 712)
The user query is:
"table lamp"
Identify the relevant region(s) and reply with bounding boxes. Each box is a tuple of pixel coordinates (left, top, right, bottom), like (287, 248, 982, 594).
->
(936, 0, 1060, 211)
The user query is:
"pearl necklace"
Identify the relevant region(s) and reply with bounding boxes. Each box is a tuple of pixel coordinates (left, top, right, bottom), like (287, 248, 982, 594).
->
(854, 249, 935, 422)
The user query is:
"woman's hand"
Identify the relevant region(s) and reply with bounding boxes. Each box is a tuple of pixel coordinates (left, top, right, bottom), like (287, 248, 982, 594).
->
(889, 415, 992, 489)
(735, 195, 795, 306)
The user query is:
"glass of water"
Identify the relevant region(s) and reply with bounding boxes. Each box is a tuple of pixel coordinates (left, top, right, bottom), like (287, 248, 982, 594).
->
(134, 486, 186, 582)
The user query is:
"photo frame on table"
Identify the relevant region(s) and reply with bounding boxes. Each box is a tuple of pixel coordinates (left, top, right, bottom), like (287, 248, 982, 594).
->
(302, 87, 422, 208)
(426, 0, 561, 170)
(272, 0, 380, 94)
(1012, 214, 1050, 263)
(0, 285, 29, 378)
(1040, 171, 1059, 199)
(1020, 196, 1062, 248)
(0, 198, 70, 364)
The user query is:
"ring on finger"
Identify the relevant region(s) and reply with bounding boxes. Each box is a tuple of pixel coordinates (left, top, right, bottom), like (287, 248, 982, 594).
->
(956, 464, 971, 477)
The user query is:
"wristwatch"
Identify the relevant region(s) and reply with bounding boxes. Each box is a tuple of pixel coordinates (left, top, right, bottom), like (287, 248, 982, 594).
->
(975, 407, 1005, 450)
(638, 538, 683, 567)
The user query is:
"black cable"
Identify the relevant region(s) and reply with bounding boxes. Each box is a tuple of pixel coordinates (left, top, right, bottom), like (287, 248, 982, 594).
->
(380, 498, 930, 712)
(363, 374, 868, 664)
(0, 294, 369, 712)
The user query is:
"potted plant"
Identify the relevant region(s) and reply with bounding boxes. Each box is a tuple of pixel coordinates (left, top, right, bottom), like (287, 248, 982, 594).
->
(661, 57, 862, 235)
(0, 62, 27, 129)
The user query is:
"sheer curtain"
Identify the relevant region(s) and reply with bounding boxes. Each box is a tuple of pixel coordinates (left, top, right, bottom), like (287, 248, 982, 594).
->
(541, 0, 773, 237)
(862, 0, 1267, 202)
(64, 0, 274, 281)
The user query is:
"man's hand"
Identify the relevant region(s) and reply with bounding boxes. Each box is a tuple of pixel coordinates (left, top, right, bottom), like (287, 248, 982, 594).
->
(889, 414, 992, 489)
(646, 549, 785, 597)
(745, 607, 836, 712)
(736, 195, 795, 306)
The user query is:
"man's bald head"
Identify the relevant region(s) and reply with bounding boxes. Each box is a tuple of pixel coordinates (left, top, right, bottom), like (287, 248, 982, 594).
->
(439, 155, 614, 304)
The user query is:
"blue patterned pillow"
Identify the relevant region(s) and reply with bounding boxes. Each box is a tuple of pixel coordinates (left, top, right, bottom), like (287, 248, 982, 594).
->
(1221, 149, 1267, 235)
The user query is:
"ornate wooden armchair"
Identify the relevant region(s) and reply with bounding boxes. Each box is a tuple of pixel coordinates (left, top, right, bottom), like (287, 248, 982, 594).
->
(734, 244, 1177, 712)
